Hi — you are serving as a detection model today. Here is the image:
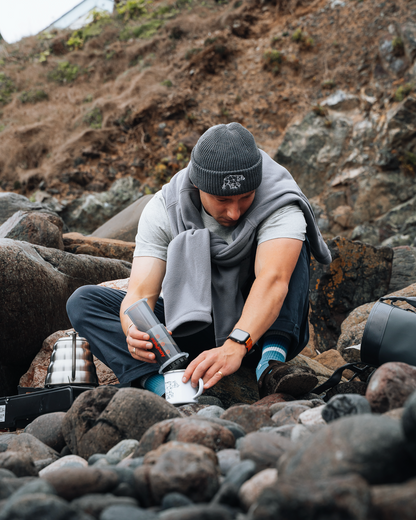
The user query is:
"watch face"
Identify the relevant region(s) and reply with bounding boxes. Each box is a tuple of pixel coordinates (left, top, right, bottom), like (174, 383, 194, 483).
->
(231, 329, 250, 343)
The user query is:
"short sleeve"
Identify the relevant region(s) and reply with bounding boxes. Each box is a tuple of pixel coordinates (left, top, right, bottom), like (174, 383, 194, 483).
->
(133, 191, 173, 261)
(257, 203, 307, 245)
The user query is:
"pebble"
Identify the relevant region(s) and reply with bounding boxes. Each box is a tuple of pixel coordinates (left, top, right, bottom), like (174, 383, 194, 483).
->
(39, 455, 88, 476)
(322, 394, 372, 422)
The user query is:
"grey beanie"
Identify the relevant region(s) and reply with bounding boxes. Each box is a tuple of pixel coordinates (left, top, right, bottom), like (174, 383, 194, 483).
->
(189, 122, 262, 196)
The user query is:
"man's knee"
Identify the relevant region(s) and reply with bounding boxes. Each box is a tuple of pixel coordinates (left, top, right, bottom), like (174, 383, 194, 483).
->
(66, 285, 98, 322)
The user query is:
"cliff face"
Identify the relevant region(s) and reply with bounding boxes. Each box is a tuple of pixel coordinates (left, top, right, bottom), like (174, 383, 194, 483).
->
(0, 0, 415, 244)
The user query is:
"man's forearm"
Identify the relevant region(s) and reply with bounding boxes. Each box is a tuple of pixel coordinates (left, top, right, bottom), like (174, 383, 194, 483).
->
(232, 274, 289, 345)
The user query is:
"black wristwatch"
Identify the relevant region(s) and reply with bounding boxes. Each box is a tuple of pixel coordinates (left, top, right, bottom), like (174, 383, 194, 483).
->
(227, 328, 253, 353)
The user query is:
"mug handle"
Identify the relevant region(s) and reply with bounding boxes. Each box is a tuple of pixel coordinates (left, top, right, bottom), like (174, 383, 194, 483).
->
(195, 378, 204, 398)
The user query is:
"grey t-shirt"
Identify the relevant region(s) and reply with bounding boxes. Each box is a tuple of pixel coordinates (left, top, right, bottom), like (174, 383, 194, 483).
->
(134, 190, 306, 260)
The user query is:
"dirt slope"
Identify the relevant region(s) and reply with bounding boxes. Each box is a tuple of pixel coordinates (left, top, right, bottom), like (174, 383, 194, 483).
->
(0, 0, 412, 206)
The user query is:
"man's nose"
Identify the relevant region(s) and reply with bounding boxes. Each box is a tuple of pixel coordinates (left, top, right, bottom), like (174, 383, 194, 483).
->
(227, 204, 240, 221)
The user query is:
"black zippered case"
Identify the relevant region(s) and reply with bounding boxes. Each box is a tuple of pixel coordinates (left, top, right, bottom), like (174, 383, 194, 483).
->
(0, 385, 93, 430)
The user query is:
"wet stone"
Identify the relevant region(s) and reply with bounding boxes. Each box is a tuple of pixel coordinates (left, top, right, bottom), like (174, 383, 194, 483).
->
(223, 459, 257, 489)
(216, 449, 241, 475)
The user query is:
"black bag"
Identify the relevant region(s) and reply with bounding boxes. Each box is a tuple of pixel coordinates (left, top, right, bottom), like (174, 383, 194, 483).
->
(313, 296, 416, 395)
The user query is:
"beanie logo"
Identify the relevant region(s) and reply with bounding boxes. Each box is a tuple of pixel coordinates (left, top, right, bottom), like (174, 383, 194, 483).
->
(222, 174, 245, 190)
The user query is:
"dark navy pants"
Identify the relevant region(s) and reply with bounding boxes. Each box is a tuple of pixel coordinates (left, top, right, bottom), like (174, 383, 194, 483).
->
(66, 241, 311, 384)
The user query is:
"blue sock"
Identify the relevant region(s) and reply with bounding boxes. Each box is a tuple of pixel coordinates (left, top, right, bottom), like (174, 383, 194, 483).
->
(141, 374, 165, 396)
(256, 333, 290, 381)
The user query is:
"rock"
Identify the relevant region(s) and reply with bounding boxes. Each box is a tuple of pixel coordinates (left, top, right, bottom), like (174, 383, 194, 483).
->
(134, 417, 235, 456)
(322, 394, 372, 422)
(41, 466, 119, 501)
(220, 405, 273, 433)
(247, 473, 371, 520)
(239, 468, 278, 511)
(210, 481, 241, 508)
(271, 404, 310, 426)
(377, 196, 416, 246)
(275, 111, 352, 198)
(160, 492, 194, 510)
(313, 349, 355, 379)
(0, 492, 94, 520)
(62, 387, 181, 459)
(252, 394, 295, 407)
(0, 193, 63, 227)
(237, 431, 292, 472)
(24, 412, 66, 452)
(91, 194, 154, 243)
(366, 362, 416, 413)
(401, 390, 416, 460)
(196, 405, 225, 419)
(268, 400, 314, 414)
(216, 449, 241, 475)
(176, 403, 208, 417)
(0, 433, 60, 467)
(60, 177, 143, 235)
(0, 452, 38, 478)
(203, 365, 259, 408)
(158, 504, 234, 520)
(39, 455, 88, 476)
(337, 282, 416, 362)
(278, 414, 416, 484)
(325, 381, 368, 400)
(190, 416, 246, 441)
(298, 405, 326, 426)
(222, 459, 257, 489)
(389, 246, 416, 292)
(310, 237, 393, 352)
(5, 478, 57, 501)
(321, 90, 360, 111)
(106, 440, 140, 465)
(0, 239, 131, 395)
(384, 407, 404, 420)
(72, 494, 139, 519)
(19, 329, 120, 389)
(63, 232, 135, 262)
(371, 478, 416, 519)
(0, 211, 65, 250)
(135, 441, 219, 505)
(99, 504, 157, 520)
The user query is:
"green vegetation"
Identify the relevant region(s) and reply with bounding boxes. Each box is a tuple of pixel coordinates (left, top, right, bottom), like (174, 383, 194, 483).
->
(0, 124, 5, 132)
(83, 94, 93, 103)
(292, 28, 304, 42)
(185, 47, 202, 59)
(67, 9, 112, 49)
(48, 61, 79, 84)
(0, 73, 16, 106)
(19, 89, 48, 104)
(39, 50, 50, 63)
(291, 28, 314, 49)
(392, 37, 404, 56)
(322, 79, 336, 90)
(83, 107, 103, 129)
(400, 150, 416, 175)
(119, 19, 162, 40)
(14, 180, 21, 190)
(116, 0, 148, 21)
(312, 104, 328, 117)
(394, 83, 413, 102)
(263, 49, 283, 74)
(161, 79, 173, 87)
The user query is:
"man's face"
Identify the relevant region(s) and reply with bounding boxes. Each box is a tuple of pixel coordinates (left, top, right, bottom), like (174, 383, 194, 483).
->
(199, 189, 256, 227)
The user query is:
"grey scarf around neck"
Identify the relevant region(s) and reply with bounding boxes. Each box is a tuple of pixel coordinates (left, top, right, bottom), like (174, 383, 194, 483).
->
(161, 150, 331, 346)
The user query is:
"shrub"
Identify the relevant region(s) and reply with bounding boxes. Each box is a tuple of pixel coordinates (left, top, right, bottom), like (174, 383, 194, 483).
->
(263, 49, 283, 74)
(116, 0, 148, 21)
(83, 107, 103, 129)
(48, 61, 79, 84)
(312, 104, 328, 116)
(161, 79, 173, 87)
(394, 83, 412, 102)
(0, 73, 16, 105)
(119, 20, 162, 40)
(292, 28, 303, 42)
(19, 90, 48, 104)
(400, 150, 416, 175)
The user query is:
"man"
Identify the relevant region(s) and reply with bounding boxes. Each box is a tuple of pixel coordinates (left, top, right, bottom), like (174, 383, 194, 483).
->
(67, 123, 331, 398)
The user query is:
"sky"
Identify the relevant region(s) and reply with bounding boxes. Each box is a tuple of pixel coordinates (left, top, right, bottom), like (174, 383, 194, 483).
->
(0, 0, 82, 44)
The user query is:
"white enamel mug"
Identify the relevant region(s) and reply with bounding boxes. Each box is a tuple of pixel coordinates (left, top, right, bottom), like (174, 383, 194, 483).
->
(164, 369, 204, 405)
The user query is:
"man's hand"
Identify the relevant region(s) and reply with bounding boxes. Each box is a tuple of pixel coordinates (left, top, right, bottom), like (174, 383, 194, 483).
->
(126, 324, 157, 363)
(182, 339, 247, 390)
